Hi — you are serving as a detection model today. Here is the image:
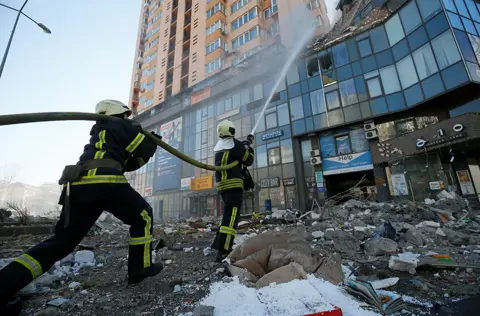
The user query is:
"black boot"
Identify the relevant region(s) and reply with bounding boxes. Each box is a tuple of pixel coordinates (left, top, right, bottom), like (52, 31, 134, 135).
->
(0, 297, 22, 316)
(128, 262, 164, 285)
(214, 250, 231, 263)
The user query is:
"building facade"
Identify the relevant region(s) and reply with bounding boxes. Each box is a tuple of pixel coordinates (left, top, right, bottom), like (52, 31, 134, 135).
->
(130, 0, 480, 222)
(128, 0, 330, 115)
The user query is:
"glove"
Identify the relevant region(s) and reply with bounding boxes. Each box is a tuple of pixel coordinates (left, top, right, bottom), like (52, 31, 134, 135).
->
(248, 147, 254, 155)
(150, 131, 162, 140)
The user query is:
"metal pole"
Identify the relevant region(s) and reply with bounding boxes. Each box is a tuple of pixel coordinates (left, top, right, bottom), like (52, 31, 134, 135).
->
(0, 0, 29, 79)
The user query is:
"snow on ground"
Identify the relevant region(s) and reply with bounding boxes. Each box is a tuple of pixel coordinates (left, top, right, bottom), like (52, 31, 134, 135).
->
(200, 275, 380, 316)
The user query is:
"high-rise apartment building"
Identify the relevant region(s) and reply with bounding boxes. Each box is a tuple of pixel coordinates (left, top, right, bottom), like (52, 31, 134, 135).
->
(128, 0, 330, 115)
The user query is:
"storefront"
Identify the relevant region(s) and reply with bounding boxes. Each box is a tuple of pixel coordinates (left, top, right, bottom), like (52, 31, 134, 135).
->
(370, 113, 480, 202)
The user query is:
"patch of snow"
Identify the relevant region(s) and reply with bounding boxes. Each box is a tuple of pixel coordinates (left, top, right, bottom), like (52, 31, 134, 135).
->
(402, 295, 433, 308)
(200, 275, 379, 316)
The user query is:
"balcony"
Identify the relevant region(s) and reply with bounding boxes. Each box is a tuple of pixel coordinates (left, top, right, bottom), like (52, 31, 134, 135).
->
(136, 56, 144, 63)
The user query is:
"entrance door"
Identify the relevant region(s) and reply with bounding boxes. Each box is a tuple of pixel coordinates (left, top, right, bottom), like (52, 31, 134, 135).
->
(285, 186, 297, 209)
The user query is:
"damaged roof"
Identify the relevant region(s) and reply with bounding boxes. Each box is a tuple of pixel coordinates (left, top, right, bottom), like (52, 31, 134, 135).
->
(307, 0, 393, 55)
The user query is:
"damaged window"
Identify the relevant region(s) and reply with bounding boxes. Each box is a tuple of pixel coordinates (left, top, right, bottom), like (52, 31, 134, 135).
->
(332, 42, 350, 67)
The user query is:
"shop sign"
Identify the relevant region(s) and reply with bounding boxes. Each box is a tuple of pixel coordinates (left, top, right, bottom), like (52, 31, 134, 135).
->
(191, 176, 213, 191)
(322, 151, 374, 175)
(315, 171, 324, 188)
(144, 187, 152, 197)
(391, 174, 409, 196)
(191, 87, 211, 105)
(262, 130, 284, 141)
(216, 108, 240, 121)
(416, 123, 467, 150)
(181, 177, 193, 191)
(429, 181, 442, 190)
(259, 177, 280, 188)
(283, 177, 296, 186)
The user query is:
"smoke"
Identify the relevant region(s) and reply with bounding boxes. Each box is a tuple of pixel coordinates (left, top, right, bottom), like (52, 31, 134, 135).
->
(325, 0, 343, 26)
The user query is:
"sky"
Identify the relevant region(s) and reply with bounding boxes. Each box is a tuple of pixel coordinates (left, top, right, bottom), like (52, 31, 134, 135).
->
(0, 0, 341, 186)
(0, 0, 142, 185)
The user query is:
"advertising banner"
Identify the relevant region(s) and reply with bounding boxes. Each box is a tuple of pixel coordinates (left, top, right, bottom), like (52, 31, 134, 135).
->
(153, 117, 183, 192)
(391, 174, 409, 196)
(191, 176, 213, 191)
(181, 177, 193, 191)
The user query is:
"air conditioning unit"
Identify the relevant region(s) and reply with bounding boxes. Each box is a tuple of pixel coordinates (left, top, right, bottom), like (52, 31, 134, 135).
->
(365, 130, 378, 140)
(310, 156, 322, 166)
(364, 122, 376, 131)
(310, 149, 320, 157)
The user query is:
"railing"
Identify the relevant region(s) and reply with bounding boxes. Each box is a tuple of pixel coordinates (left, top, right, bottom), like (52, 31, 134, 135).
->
(182, 50, 190, 59)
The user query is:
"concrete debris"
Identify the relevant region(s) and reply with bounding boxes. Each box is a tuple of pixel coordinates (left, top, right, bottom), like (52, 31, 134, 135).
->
(255, 262, 307, 288)
(370, 277, 399, 290)
(46, 297, 70, 307)
(193, 305, 215, 316)
(364, 238, 398, 256)
(405, 228, 424, 246)
(68, 281, 81, 290)
(73, 250, 95, 265)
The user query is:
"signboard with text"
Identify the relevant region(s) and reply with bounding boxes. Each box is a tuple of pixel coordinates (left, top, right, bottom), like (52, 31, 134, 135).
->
(262, 130, 284, 141)
(259, 177, 280, 188)
(191, 176, 213, 191)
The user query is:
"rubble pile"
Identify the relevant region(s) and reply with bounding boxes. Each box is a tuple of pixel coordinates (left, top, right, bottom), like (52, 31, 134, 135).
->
(0, 191, 478, 315)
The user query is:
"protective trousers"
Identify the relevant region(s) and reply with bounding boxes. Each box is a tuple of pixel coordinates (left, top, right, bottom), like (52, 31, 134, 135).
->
(0, 184, 153, 305)
(212, 189, 243, 255)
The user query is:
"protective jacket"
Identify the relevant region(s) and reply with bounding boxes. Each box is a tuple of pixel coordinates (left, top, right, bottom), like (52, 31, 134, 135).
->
(214, 138, 254, 192)
(74, 119, 157, 185)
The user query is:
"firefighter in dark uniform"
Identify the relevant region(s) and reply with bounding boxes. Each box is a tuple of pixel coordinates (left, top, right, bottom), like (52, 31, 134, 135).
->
(211, 120, 254, 262)
(0, 100, 163, 315)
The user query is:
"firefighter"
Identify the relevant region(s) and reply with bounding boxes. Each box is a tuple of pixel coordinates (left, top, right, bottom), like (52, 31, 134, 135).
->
(0, 100, 163, 315)
(211, 120, 254, 262)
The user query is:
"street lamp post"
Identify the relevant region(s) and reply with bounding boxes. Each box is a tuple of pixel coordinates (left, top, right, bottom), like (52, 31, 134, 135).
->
(0, 0, 52, 79)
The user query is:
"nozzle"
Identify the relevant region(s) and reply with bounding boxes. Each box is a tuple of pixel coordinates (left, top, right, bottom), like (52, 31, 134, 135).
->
(247, 134, 254, 144)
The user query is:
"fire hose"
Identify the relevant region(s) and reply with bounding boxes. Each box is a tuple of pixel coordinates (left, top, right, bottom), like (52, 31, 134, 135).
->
(0, 112, 254, 171)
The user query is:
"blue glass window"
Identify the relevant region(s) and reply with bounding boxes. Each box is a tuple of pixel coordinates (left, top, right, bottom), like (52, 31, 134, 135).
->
(426, 12, 449, 39)
(469, 34, 480, 64)
(288, 83, 302, 98)
(328, 108, 344, 126)
(339, 79, 358, 106)
(325, 90, 341, 110)
(302, 94, 312, 117)
(386, 92, 406, 111)
(361, 56, 377, 72)
(301, 80, 309, 94)
(313, 114, 328, 130)
(310, 89, 326, 115)
(379, 65, 401, 94)
(279, 90, 287, 103)
(412, 43, 439, 80)
(305, 117, 314, 132)
(366, 76, 383, 98)
(360, 102, 372, 118)
(385, 14, 405, 46)
(442, 0, 457, 13)
(332, 42, 350, 68)
(476, 22, 480, 35)
(466, 0, 480, 21)
(417, 0, 442, 21)
(358, 39, 372, 57)
(397, 55, 419, 89)
(308, 76, 322, 91)
(441, 62, 469, 89)
(399, 1, 422, 34)
(370, 26, 389, 53)
(408, 26, 428, 51)
(462, 17, 478, 34)
(431, 30, 462, 69)
(392, 39, 410, 61)
(346, 39, 360, 61)
(352, 61, 362, 76)
(404, 84, 424, 107)
(289, 96, 304, 121)
(454, 0, 470, 17)
(355, 76, 369, 102)
(298, 60, 307, 80)
(376, 50, 394, 68)
(343, 104, 362, 122)
(292, 119, 306, 135)
(337, 64, 353, 81)
(421, 73, 445, 99)
(453, 29, 477, 63)
(370, 97, 388, 115)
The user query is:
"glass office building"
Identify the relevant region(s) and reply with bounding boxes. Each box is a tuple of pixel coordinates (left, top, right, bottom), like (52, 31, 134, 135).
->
(131, 0, 480, 221)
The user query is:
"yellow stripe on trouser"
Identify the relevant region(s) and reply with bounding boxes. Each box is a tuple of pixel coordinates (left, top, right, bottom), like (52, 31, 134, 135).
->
(88, 130, 106, 176)
(72, 175, 128, 185)
(14, 254, 43, 280)
(126, 133, 146, 153)
(224, 207, 238, 251)
(140, 210, 152, 268)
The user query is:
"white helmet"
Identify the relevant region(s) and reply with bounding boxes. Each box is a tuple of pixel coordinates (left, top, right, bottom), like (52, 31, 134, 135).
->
(217, 120, 235, 138)
(95, 99, 132, 117)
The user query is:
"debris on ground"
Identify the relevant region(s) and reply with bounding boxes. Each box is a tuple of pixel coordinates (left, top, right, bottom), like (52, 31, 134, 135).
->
(0, 190, 479, 315)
